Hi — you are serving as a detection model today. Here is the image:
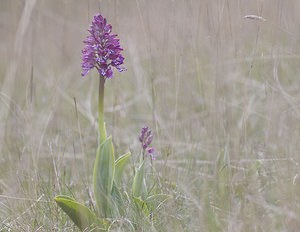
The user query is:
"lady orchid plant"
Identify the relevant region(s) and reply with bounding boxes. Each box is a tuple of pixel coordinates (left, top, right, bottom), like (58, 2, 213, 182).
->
(54, 14, 169, 231)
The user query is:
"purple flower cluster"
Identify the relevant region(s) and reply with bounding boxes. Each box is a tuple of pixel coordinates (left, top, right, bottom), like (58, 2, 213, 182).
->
(139, 126, 156, 160)
(81, 14, 125, 78)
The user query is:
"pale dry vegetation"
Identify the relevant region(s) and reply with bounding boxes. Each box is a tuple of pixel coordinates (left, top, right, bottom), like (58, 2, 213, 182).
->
(1, 0, 300, 231)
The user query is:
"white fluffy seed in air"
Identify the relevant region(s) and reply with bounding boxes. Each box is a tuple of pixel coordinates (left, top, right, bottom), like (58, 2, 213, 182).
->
(244, 15, 266, 21)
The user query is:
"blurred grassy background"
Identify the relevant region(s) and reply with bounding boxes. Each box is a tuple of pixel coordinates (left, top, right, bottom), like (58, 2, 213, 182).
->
(1, 0, 300, 231)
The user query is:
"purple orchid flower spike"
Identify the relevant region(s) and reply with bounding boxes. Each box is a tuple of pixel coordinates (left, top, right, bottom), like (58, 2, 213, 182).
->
(139, 126, 156, 160)
(81, 14, 126, 78)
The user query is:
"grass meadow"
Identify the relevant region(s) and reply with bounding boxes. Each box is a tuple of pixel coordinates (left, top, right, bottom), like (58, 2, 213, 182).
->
(1, 0, 300, 231)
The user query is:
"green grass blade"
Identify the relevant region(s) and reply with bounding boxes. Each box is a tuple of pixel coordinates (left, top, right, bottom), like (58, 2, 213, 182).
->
(114, 152, 131, 186)
(93, 136, 115, 217)
(146, 194, 172, 211)
(111, 182, 124, 216)
(133, 196, 150, 217)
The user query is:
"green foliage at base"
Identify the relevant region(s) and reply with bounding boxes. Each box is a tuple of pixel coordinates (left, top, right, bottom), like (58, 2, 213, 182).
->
(93, 136, 115, 217)
(54, 195, 108, 231)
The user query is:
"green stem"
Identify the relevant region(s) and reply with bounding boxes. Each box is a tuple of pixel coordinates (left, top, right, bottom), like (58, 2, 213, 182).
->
(98, 75, 106, 145)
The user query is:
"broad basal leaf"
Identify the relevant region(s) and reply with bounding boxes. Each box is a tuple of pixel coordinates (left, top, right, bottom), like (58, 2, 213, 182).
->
(93, 136, 115, 217)
(54, 195, 105, 231)
(114, 152, 131, 186)
(132, 161, 145, 198)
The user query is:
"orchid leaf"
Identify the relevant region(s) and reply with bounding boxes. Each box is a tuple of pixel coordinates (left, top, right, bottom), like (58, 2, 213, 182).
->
(93, 136, 115, 217)
(132, 161, 145, 198)
(114, 152, 131, 186)
(54, 195, 107, 231)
